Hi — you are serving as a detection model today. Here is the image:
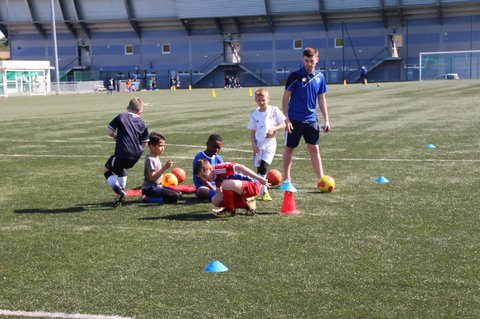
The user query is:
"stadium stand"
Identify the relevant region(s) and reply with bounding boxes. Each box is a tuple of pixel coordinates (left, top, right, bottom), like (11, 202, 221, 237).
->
(0, 0, 478, 89)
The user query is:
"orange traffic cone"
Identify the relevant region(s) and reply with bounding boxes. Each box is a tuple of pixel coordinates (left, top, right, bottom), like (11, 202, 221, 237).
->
(279, 191, 301, 215)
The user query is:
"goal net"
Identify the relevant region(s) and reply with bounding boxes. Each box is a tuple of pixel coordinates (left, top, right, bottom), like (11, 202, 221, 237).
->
(419, 50, 480, 81)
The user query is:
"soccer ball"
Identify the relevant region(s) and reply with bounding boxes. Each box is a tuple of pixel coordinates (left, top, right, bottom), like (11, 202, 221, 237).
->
(171, 167, 186, 183)
(317, 175, 335, 193)
(266, 169, 282, 186)
(162, 173, 178, 187)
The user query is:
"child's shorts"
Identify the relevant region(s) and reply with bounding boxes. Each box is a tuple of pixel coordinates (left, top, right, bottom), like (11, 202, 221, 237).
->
(253, 138, 277, 167)
(241, 181, 261, 201)
(105, 155, 138, 175)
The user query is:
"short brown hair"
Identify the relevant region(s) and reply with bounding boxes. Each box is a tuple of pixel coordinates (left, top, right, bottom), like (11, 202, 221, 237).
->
(148, 131, 165, 146)
(303, 47, 318, 58)
(127, 97, 144, 113)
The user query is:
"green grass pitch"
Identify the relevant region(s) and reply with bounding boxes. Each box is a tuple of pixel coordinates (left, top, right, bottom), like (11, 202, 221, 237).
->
(0, 80, 479, 318)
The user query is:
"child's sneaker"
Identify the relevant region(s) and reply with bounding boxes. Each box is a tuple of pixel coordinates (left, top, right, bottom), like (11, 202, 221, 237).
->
(245, 200, 257, 216)
(224, 209, 236, 217)
(112, 189, 126, 208)
(212, 207, 235, 218)
(258, 193, 272, 201)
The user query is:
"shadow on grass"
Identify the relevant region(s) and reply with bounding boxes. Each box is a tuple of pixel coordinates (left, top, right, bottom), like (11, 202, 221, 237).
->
(140, 209, 279, 222)
(257, 211, 281, 215)
(13, 195, 203, 215)
(13, 201, 127, 214)
(15, 206, 88, 214)
(139, 211, 216, 221)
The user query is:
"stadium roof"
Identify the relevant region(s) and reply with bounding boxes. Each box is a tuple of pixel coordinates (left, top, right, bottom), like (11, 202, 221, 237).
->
(0, 0, 479, 38)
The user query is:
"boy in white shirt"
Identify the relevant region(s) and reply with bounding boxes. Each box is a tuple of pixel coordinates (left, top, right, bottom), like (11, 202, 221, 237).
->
(247, 88, 286, 201)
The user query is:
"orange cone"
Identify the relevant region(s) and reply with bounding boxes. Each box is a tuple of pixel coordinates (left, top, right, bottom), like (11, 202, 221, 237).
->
(279, 191, 301, 215)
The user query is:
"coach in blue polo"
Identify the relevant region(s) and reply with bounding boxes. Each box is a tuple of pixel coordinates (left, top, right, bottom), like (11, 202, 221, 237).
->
(281, 47, 330, 187)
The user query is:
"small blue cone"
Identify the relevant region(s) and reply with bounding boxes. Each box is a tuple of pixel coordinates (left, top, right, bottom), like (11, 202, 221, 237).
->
(375, 176, 390, 184)
(279, 181, 298, 192)
(425, 144, 436, 149)
(204, 260, 229, 273)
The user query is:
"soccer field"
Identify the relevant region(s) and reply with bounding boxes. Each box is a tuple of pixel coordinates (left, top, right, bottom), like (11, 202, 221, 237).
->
(0, 81, 479, 319)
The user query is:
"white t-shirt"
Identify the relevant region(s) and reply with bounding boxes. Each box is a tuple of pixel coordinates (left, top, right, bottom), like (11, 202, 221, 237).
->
(247, 105, 286, 147)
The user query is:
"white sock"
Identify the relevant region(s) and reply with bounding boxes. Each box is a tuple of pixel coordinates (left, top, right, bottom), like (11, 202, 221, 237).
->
(107, 175, 120, 191)
(118, 176, 127, 190)
(260, 174, 266, 194)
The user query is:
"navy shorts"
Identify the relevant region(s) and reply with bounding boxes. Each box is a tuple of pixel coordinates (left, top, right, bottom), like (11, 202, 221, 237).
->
(285, 120, 320, 148)
(105, 155, 138, 176)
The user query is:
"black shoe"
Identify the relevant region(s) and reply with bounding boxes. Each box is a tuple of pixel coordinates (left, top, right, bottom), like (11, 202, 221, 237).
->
(113, 190, 126, 208)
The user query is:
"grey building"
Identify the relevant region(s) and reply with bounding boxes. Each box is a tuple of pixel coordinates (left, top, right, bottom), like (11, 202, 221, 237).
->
(0, 0, 479, 88)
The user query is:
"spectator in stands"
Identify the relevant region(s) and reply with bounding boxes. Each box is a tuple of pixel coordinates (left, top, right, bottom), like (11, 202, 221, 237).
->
(170, 74, 176, 91)
(175, 74, 181, 89)
(360, 65, 368, 84)
(224, 75, 232, 89)
(108, 77, 114, 94)
(234, 76, 241, 88)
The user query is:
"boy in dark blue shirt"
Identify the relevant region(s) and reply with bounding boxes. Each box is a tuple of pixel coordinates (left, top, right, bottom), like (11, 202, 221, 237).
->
(103, 97, 149, 208)
(192, 134, 224, 201)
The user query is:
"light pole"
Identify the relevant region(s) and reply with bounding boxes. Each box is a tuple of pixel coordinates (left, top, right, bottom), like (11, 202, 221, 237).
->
(50, 0, 60, 95)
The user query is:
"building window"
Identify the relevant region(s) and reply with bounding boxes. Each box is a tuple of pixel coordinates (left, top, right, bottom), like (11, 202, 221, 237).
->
(334, 38, 343, 48)
(276, 67, 290, 73)
(162, 43, 171, 54)
(125, 45, 133, 55)
(293, 39, 303, 50)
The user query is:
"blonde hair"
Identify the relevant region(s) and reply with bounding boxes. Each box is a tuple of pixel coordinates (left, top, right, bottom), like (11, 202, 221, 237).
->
(255, 88, 270, 99)
(127, 97, 144, 113)
(193, 159, 212, 176)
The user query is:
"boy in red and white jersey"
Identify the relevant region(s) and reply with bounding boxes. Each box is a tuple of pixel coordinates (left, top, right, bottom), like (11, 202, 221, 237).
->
(194, 160, 270, 217)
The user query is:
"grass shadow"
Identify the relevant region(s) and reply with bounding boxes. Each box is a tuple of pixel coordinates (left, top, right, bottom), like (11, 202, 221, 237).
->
(14, 200, 133, 214)
(256, 211, 280, 216)
(14, 206, 87, 214)
(139, 211, 216, 221)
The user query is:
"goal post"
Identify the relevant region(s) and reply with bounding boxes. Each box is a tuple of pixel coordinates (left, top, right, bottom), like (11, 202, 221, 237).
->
(0, 71, 5, 97)
(419, 50, 480, 81)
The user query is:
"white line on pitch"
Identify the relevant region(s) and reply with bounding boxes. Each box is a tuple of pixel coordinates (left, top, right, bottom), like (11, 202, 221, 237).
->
(0, 153, 478, 163)
(0, 309, 133, 319)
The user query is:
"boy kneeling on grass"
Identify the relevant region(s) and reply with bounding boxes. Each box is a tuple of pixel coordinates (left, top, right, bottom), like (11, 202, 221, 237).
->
(194, 159, 270, 217)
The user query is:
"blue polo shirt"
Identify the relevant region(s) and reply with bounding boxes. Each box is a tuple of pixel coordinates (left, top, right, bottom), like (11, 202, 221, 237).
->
(285, 67, 327, 122)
